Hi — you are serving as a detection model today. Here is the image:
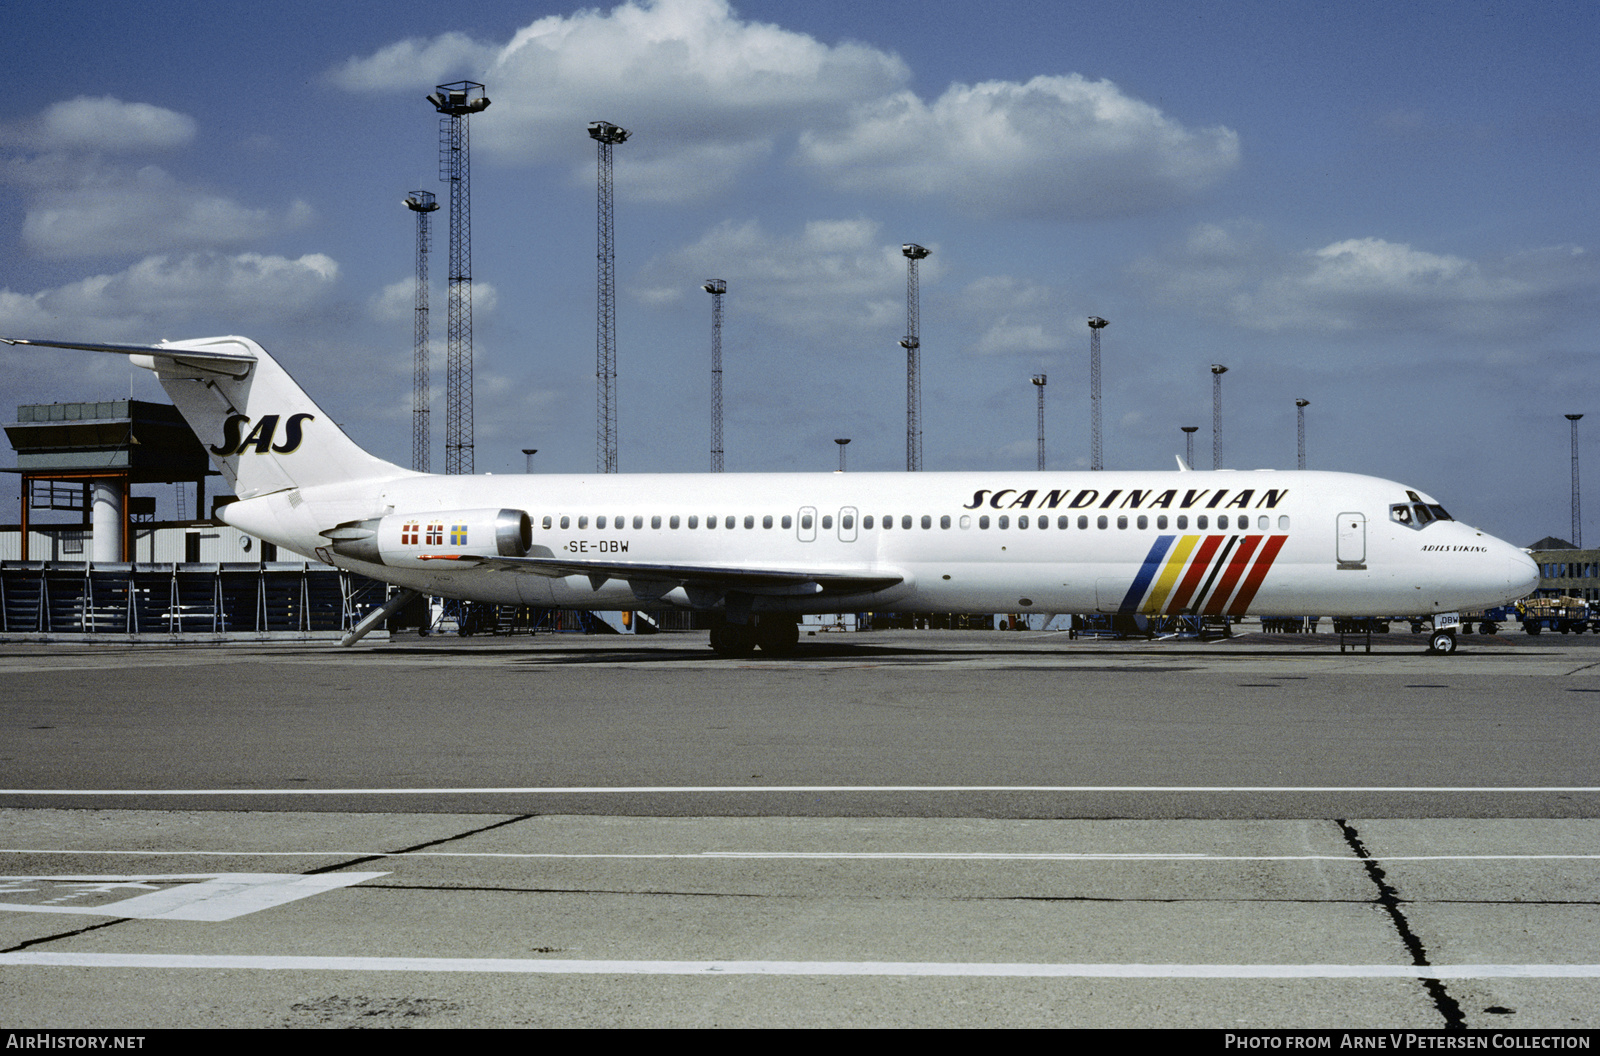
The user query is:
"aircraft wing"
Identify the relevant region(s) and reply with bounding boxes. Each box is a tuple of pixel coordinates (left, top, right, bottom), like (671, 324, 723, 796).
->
(0, 336, 256, 378)
(418, 552, 903, 599)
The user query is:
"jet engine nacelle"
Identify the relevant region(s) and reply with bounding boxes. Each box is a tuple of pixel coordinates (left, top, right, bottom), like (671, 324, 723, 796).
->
(322, 508, 531, 568)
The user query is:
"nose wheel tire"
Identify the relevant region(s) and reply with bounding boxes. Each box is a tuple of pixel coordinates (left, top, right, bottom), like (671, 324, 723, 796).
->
(1428, 630, 1458, 655)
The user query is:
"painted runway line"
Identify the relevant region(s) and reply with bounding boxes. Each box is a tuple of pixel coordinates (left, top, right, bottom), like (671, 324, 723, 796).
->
(2, 849, 1600, 863)
(3, 952, 1600, 978)
(4, 785, 1600, 795)
(0, 873, 387, 920)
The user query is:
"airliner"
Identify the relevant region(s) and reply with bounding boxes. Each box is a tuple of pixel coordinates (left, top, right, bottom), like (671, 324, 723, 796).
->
(3, 335, 1539, 656)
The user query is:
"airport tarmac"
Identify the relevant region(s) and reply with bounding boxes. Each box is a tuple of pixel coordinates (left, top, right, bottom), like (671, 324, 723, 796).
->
(1, 627, 1598, 1028)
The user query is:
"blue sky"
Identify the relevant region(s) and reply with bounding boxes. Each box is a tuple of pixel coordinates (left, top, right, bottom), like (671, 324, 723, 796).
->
(2, 0, 1596, 546)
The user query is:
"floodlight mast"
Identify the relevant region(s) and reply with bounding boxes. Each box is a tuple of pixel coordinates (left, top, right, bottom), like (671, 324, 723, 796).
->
(1569, 414, 1584, 548)
(1087, 317, 1108, 470)
(835, 438, 850, 472)
(703, 280, 726, 472)
(590, 121, 630, 473)
(1181, 426, 1199, 469)
(900, 243, 930, 472)
(1296, 398, 1310, 470)
(429, 81, 489, 476)
(1032, 374, 1047, 471)
(1210, 364, 1228, 470)
(404, 191, 438, 474)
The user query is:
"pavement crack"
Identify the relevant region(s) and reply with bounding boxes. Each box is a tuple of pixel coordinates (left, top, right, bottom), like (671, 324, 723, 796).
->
(301, 813, 539, 875)
(0, 916, 126, 954)
(1337, 819, 1466, 1031)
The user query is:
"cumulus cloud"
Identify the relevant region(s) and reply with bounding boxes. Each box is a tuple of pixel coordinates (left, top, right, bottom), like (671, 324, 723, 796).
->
(1133, 222, 1600, 336)
(20, 166, 312, 259)
(0, 252, 341, 338)
(637, 217, 921, 335)
(3, 97, 312, 260)
(797, 75, 1240, 219)
(332, 0, 908, 203)
(332, 2, 1234, 216)
(12, 96, 197, 153)
(328, 32, 496, 92)
(957, 276, 1067, 356)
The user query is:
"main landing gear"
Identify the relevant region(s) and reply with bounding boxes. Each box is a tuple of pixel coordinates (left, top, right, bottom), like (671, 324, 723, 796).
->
(708, 614, 800, 657)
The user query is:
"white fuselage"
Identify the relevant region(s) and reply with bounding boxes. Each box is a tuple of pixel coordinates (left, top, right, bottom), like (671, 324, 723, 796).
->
(221, 467, 1539, 619)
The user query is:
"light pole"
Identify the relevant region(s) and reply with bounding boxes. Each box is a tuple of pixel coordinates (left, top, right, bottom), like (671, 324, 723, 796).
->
(1087, 317, 1108, 470)
(1568, 414, 1584, 547)
(835, 438, 850, 472)
(703, 280, 726, 472)
(1032, 374, 1047, 471)
(1181, 426, 1198, 469)
(1210, 364, 1228, 470)
(522, 448, 537, 474)
(1296, 398, 1310, 470)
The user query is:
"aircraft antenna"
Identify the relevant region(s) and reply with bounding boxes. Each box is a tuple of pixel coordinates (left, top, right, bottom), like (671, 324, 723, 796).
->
(1088, 317, 1108, 470)
(1181, 426, 1199, 469)
(703, 280, 726, 472)
(430, 81, 489, 475)
(404, 191, 438, 473)
(1032, 374, 1047, 471)
(1295, 398, 1310, 470)
(591, 121, 630, 473)
(1568, 414, 1584, 547)
(900, 243, 929, 471)
(1210, 364, 1229, 469)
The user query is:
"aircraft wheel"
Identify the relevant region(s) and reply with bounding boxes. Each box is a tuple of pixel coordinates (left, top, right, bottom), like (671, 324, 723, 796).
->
(756, 616, 800, 655)
(710, 619, 756, 657)
(1428, 630, 1457, 655)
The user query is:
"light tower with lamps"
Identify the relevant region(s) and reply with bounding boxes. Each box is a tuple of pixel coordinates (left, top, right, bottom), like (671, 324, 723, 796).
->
(590, 120, 630, 473)
(703, 280, 726, 472)
(899, 243, 929, 471)
(1568, 414, 1584, 547)
(403, 190, 438, 473)
(521, 448, 538, 474)
(427, 81, 489, 475)
(1210, 364, 1228, 470)
(1031, 374, 1047, 471)
(835, 438, 850, 472)
(1087, 317, 1108, 470)
(1296, 398, 1310, 470)
(1181, 426, 1199, 469)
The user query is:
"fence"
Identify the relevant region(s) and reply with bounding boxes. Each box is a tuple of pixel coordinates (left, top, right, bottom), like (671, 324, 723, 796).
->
(0, 561, 387, 639)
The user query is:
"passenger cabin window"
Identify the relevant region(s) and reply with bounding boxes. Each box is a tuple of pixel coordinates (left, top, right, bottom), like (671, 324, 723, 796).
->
(864, 515, 875, 529)
(822, 515, 833, 529)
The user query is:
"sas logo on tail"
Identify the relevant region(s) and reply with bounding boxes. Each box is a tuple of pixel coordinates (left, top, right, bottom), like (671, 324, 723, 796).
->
(211, 413, 314, 456)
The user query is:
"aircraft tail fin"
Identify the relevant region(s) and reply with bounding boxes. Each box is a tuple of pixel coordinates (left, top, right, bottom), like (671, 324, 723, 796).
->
(2, 335, 412, 499)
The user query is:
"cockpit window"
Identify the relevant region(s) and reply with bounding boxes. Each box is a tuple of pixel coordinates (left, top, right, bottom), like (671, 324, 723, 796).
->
(1391, 501, 1453, 529)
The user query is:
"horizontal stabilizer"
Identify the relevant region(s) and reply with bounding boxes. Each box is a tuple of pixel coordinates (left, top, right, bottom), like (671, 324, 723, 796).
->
(0, 336, 256, 378)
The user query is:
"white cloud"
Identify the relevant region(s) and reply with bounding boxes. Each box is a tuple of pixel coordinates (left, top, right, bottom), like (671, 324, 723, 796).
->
(0, 252, 341, 339)
(30, 96, 196, 152)
(957, 276, 1066, 356)
(333, 0, 908, 203)
(1134, 224, 1599, 337)
(637, 217, 920, 335)
(328, 32, 496, 92)
(797, 75, 1240, 219)
(20, 165, 311, 259)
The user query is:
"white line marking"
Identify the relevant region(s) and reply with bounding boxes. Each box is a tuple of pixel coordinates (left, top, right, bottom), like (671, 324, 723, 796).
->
(3, 952, 1598, 978)
(0, 873, 386, 921)
(2, 785, 1599, 795)
(3, 850, 1600, 863)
